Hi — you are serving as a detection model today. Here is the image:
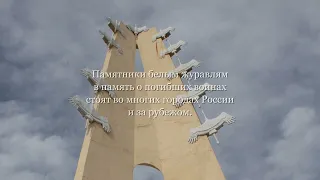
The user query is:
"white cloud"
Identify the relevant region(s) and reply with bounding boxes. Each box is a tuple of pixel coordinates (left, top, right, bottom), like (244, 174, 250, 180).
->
(0, 0, 320, 179)
(0, 101, 76, 180)
(265, 107, 320, 180)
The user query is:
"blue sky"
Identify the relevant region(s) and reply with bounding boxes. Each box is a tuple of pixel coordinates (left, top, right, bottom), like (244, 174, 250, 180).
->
(0, 0, 320, 180)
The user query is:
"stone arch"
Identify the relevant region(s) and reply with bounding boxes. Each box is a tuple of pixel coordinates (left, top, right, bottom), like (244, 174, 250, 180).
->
(133, 164, 164, 180)
(137, 163, 161, 171)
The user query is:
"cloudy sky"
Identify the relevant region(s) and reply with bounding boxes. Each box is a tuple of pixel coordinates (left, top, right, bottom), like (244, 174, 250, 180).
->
(1, 0, 320, 180)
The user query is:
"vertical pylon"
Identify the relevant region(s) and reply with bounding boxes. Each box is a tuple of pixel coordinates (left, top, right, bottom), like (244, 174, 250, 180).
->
(73, 22, 136, 180)
(136, 28, 226, 180)
(72, 19, 228, 180)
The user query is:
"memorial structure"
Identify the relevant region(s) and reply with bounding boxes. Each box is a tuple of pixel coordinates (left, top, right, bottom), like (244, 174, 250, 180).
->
(69, 18, 235, 180)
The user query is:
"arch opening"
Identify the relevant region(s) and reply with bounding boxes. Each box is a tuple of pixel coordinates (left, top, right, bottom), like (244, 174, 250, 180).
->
(133, 164, 163, 180)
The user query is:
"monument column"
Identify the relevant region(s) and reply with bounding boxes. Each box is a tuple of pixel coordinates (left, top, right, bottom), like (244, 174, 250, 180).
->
(136, 27, 226, 180)
(73, 22, 136, 180)
(70, 18, 234, 180)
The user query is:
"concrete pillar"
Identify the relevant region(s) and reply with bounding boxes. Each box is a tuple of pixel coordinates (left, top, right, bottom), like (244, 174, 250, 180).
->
(136, 28, 226, 180)
(74, 22, 136, 180)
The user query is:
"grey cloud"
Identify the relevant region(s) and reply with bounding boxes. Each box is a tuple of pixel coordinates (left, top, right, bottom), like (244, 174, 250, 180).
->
(0, 101, 77, 180)
(265, 107, 320, 180)
(0, 0, 320, 180)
